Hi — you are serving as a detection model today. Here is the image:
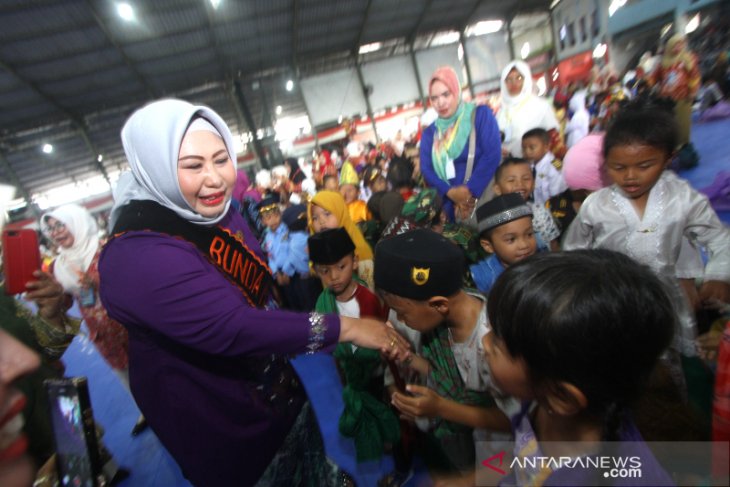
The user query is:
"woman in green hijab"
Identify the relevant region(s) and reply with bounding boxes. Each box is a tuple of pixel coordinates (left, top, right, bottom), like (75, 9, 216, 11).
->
(419, 66, 501, 222)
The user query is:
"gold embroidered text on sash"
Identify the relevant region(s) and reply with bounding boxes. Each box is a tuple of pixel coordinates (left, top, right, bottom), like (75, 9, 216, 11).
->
(209, 236, 266, 297)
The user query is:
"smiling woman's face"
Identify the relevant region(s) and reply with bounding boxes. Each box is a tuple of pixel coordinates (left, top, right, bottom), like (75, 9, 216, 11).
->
(177, 130, 236, 218)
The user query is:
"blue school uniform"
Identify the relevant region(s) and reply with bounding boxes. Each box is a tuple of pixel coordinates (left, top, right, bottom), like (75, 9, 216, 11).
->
(262, 223, 292, 275)
(470, 254, 505, 295)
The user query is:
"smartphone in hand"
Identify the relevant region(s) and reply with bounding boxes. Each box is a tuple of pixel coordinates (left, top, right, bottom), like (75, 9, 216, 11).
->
(45, 377, 104, 487)
(2, 228, 41, 295)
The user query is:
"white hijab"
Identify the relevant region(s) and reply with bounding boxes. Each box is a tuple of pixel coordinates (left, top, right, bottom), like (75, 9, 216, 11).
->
(497, 60, 558, 157)
(111, 98, 236, 229)
(42, 204, 99, 295)
(499, 60, 534, 108)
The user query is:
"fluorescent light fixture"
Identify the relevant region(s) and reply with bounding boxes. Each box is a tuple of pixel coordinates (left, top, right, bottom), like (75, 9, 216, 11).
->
(42, 143, 53, 154)
(276, 105, 282, 115)
(117, 2, 135, 21)
(358, 42, 381, 54)
(467, 20, 503, 37)
(210, 0, 221, 9)
(521, 42, 531, 59)
(592, 43, 607, 59)
(685, 14, 700, 34)
(285, 79, 294, 91)
(431, 31, 460, 47)
(608, 0, 627, 17)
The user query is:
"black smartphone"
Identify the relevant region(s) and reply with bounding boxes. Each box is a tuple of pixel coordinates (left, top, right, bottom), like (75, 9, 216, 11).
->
(45, 377, 104, 487)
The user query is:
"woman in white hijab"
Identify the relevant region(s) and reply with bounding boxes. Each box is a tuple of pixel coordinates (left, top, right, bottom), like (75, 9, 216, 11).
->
(98, 99, 408, 487)
(497, 60, 559, 157)
(42, 204, 130, 375)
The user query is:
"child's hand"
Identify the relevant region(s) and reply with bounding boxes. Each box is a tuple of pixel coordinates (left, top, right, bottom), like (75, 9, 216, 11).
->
(696, 328, 724, 362)
(698, 280, 730, 309)
(391, 384, 442, 420)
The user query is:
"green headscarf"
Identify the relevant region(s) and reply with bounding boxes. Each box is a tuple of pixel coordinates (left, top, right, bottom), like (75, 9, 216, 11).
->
(431, 101, 476, 183)
(421, 324, 495, 439)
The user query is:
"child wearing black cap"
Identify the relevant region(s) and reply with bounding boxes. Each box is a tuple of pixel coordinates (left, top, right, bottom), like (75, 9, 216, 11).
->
(375, 229, 516, 477)
(259, 196, 313, 311)
(307, 228, 398, 462)
(470, 193, 539, 295)
(493, 157, 561, 250)
(258, 193, 288, 282)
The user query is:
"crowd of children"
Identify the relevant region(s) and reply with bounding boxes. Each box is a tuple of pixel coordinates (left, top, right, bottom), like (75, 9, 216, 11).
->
(224, 87, 730, 485)
(19, 35, 729, 484)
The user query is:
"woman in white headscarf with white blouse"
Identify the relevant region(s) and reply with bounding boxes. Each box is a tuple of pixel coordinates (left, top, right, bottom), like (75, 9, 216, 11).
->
(497, 60, 559, 158)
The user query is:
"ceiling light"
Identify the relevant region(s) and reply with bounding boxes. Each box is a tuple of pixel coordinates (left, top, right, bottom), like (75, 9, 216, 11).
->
(685, 14, 700, 34)
(468, 20, 503, 36)
(42, 143, 53, 154)
(593, 43, 607, 59)
(285, 79, 294, 91)
(608, 0, 627, 17)
(521, 42, 531, 59)
(117, 2, 135, 21)
(276, 105, 282, 115)
(358, 42, 381, 54)
(210, 0, 221, 9)
(431, 31, 460, 47)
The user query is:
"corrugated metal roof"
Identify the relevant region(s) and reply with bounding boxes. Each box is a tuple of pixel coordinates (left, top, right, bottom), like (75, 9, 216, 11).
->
(0, 0, 551, 203)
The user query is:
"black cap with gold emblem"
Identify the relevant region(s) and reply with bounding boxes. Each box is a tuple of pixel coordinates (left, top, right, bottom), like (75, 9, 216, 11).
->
(374, 228, 464, 300)
(256, 192, 280, 214)
(308, 227, 356, 265)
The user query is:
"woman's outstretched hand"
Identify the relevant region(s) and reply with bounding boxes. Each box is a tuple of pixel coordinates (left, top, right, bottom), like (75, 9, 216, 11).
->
(339, 316, 411, 361)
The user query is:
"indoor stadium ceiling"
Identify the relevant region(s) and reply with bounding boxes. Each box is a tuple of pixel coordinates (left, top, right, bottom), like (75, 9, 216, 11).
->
(0, 0, 550, 204)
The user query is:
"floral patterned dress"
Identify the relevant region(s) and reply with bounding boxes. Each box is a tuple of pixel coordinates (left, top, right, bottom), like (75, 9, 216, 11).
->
(77, 251, 129, 370)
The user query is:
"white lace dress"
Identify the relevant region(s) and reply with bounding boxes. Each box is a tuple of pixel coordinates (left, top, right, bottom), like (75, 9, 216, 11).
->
(563, 170, 730, 356)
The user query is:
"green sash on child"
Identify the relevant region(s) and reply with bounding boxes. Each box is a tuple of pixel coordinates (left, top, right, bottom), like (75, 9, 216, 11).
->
(421, 325, 495, 439)
(315, 278, 400, 461)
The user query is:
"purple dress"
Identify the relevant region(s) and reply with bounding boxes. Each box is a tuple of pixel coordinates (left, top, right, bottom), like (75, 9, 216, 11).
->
(99, 207, 340, 486)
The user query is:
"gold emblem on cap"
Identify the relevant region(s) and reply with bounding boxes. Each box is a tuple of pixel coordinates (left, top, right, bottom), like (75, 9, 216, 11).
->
(411, 267, 430, 286)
